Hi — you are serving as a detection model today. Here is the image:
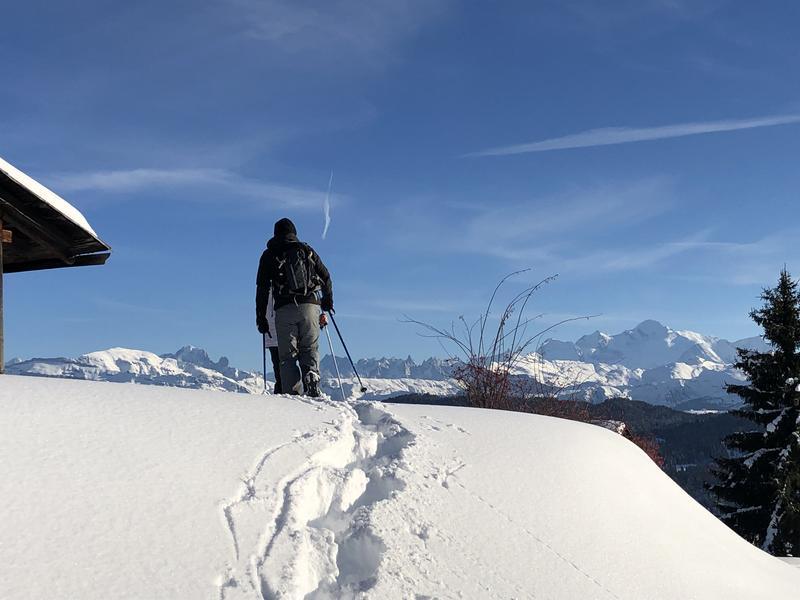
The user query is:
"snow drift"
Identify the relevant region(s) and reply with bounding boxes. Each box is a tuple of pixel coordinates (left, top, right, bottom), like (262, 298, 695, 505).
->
(1, 376, 797, 599)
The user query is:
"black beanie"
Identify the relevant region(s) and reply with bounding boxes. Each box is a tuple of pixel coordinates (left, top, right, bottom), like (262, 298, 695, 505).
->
(274, 218, 297, 237)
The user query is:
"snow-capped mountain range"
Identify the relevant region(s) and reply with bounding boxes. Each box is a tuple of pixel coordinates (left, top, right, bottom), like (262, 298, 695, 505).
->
(515, 319, 769, 409)
(539, 319, 766, 369)
(5, 346, 264, 394)
(4, 320, 770, 409)
(4, 346, 458, 400)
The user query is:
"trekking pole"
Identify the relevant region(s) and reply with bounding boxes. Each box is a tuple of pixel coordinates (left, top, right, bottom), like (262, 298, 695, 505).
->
(328, 312, 368, 393)
(323, 322, 347, 401)
(262, 333, 268, 394)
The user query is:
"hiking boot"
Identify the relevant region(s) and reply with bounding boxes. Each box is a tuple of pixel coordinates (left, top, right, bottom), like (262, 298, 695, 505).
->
(304, 372, 321, 398)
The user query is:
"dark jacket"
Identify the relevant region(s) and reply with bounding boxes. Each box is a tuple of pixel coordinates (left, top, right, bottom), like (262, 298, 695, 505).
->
(256, 232, 333, 321)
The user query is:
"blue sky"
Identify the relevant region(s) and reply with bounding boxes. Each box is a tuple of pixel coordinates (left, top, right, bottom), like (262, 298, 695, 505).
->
(2, 1, 799, 369)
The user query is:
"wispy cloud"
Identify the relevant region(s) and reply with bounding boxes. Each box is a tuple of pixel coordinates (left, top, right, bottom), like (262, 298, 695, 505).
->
(322, 170, 333, 239)
(474, 234, 714, 277)
(560, 230, 799, 283)
(229, 0, 449, 68)
(381, 176, 795, 282)
(384, 177, 686, 275)
(463, 178, 670, 248)
(48, 168, 343, 210)
(666, 232, 800, 286)
(52, 168, 224, 191)
(564, 231, 713, 273)
(466, 114, 800, 157)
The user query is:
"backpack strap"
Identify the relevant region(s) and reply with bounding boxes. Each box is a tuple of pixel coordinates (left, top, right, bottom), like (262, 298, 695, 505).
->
(302, 243, 321, 289)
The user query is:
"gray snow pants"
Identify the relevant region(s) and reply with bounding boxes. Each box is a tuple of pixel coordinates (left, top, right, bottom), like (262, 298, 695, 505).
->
(275, 303, 321, 395)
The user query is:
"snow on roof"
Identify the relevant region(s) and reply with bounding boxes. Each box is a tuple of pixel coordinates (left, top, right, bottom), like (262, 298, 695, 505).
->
(0, 155, 98, 238)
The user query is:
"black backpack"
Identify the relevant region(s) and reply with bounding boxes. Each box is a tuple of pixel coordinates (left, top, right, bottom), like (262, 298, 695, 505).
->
(275, 243, 319, 298)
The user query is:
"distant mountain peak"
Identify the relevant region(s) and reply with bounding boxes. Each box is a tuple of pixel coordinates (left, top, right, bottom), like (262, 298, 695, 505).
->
(631, 319, 669, 336)
(540, 319, 746, 371)
(160, 345, 232, 370)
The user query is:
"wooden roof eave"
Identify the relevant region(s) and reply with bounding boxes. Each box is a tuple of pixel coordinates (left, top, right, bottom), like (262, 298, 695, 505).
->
(3, 252, 111, 274)
(0, 171, 111, 272)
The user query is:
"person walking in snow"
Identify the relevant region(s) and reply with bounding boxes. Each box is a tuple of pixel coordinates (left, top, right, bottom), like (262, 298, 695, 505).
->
(262, 289, 282, 394)
(256, 218, 333, 397)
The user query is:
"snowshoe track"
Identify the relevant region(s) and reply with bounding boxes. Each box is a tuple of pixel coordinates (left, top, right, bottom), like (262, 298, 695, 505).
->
(217, 400, 414, 600)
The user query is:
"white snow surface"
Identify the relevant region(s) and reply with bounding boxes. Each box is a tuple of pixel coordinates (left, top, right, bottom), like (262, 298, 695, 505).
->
(782, 557, 800, 570)
(2, 376, 798, 599)
(0, 155, 98, 237)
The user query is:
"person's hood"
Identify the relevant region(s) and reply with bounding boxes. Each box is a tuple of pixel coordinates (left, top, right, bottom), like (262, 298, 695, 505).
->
(274, 218, 297, 237)
(267, 218, 299, 250)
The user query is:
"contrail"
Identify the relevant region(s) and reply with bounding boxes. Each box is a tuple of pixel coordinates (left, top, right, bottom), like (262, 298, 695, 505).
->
(465, 113, 800, 157)
(322, 170, 333, 240)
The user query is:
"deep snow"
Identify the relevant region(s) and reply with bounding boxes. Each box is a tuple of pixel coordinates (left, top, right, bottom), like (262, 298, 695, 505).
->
(1, 376, 798, 599)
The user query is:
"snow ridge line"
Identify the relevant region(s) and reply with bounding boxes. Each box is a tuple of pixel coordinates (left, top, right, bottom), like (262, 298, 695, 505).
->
(217, 399, 414, 600)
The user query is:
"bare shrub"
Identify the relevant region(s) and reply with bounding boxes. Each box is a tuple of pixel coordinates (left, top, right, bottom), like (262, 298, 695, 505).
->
(404, 273, 666, 468)
(451, 361, 513, 410)
(404, 270, 590, 410)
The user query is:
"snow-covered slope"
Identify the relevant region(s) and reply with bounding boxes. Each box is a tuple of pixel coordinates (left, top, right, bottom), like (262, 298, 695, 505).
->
(784, 557, 800, 570)
(1, 376, 797, 599)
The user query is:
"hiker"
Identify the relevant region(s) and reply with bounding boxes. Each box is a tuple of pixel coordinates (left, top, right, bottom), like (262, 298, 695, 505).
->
(263, 288, 282, 394)
(256, 218, 333, 397)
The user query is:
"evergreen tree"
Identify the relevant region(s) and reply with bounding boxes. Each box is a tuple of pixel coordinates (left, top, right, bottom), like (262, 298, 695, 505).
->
(710, 268, 800, 555)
